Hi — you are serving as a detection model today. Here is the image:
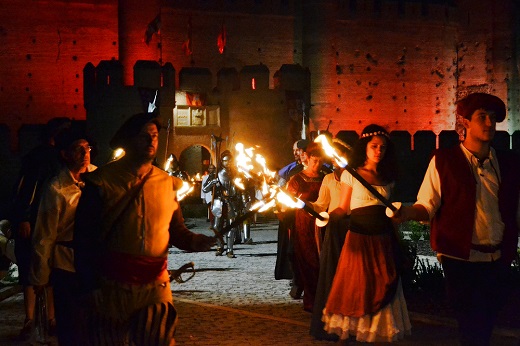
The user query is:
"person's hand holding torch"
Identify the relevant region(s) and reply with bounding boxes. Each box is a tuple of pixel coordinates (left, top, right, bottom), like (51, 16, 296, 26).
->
(313, 135, 402, 226)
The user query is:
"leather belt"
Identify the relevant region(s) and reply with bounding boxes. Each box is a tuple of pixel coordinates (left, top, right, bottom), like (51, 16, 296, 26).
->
(471, 243, 501, 253)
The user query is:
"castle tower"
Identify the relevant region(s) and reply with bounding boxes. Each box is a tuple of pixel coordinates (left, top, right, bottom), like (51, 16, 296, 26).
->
(302, 0, 337, 128)
(118, 0, 162, 85)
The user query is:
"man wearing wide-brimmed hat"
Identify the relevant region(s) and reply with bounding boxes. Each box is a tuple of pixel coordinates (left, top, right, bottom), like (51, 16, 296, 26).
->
(393, 93, 520, 345)
(74, 112, 215, 345)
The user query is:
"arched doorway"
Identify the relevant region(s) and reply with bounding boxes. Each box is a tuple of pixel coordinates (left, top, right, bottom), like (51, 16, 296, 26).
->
(179, 144, 212, 179)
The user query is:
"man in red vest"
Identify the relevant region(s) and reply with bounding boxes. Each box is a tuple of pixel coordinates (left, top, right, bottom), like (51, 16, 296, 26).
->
(393, 93, 520, 346)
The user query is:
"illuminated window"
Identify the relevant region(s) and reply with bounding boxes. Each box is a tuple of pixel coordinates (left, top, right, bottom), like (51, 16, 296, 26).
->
(174, 105, 220, 127)
(251, 78, 256, 90)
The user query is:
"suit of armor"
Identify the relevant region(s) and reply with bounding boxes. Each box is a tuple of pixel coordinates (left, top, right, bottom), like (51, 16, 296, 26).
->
(238, 178, 256, 244)
(202, 153, 240, 258)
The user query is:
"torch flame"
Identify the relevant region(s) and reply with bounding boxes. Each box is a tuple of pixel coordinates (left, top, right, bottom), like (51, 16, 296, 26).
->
(234, 177, 245, 190)
(275, 189, 306, 209)
(314, 135, 348, 168)
(229, 142, 317, 219)
(112, 148, 125, 161)
(164, 155, 173, 172)
(235, 143, 254, 179)
(177, 181, 194, 201)
(234, 143, 276, 184)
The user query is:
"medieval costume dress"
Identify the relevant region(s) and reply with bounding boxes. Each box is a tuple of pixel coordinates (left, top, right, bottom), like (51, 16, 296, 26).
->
(322, 170, 411, 342)
(309, 170, 348, 341)
(287, 171, 324, 312)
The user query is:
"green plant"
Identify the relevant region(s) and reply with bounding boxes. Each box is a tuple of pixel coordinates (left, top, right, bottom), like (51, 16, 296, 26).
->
(399, 221, 430, 242)
(413, 258, 445, 298)
(397, 223, 444, 299)
(422, 226, 430, 241)
(511, 250, 520, 286)
(0, 263, 18, 285)
(396, 229, 418, 295)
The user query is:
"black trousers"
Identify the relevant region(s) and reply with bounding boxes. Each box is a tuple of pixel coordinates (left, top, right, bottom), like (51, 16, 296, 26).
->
(440, 256, 511, 346)
(51, 269, 87, 345)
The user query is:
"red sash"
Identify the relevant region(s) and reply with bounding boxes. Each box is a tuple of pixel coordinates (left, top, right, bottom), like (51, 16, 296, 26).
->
(103, 251, 167, 285)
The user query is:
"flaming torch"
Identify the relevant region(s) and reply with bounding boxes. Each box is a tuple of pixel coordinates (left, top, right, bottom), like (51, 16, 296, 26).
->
(215, 143, 325, 236)
(177, 181, 194, 201)
(111, 148, 125, 162)
(313, 135, 401, 220)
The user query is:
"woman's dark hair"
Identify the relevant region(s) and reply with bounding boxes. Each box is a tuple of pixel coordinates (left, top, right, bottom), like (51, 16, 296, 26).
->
(350, 124, 398, 183)
(305, 142, 325, 158)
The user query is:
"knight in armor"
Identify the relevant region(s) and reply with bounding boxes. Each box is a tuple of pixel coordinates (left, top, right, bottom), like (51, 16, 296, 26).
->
(201, 164, 216, 222)
(202, 150, 240, 258)
(237, 177, 256, 245)
(166, 153, 190, 181)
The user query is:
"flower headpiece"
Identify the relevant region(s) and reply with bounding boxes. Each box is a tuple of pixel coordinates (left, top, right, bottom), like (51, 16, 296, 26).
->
(360, 130, 390, 139)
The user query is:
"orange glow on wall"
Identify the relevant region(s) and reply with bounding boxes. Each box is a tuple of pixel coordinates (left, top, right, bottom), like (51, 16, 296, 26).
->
(251, 78, 256, 90)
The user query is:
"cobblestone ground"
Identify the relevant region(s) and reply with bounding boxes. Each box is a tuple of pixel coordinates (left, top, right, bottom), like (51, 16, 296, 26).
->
(1, 216, 519, 345)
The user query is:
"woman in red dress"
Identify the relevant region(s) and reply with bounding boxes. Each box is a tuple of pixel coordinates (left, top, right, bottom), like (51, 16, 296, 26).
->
(286, 142, 326, 312)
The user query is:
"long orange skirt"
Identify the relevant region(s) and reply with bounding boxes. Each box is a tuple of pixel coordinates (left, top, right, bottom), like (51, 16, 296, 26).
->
(324, 230, 398, 317)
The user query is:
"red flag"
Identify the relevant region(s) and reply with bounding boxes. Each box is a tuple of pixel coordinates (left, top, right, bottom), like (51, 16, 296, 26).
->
(182, 17, 192, 56)
(144, 14, 161, 46)
(217, 23, 226, 54)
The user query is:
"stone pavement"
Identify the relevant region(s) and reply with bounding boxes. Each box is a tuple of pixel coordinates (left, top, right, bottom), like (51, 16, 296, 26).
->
(1, 216, 520, 345)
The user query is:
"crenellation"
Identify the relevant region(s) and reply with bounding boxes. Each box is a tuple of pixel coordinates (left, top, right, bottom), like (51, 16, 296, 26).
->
(240, 64, 270, 91)
(95, 60, 124, 87)
(179, 67, 213, 92)
(133, 60, 163, 89)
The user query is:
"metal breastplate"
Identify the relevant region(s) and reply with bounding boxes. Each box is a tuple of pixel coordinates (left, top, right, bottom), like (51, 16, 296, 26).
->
(218, 169, 236, 198)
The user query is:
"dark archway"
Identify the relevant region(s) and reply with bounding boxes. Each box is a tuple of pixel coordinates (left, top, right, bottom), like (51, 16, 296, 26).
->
(179, 144, 212, 178)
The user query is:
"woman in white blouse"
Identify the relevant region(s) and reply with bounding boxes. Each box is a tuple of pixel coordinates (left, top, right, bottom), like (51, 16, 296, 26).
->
(322, 124, 411, 343)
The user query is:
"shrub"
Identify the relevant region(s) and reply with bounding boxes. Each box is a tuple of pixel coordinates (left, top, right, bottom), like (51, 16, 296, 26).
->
(396, 229, 418, 295)
(400, 220, 430, 242)
(413, 258, 445, 298)
(396, 223, 444, 298)
(511, 250, 520, 286)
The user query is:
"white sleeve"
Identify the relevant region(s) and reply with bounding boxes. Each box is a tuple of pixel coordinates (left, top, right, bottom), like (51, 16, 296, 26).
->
(340, 169, 353, 187)
(311, 175, 331, 213)
(201, 176, 208, 198)
(415, 157, 442, 220)
(29, 183, 59, 286)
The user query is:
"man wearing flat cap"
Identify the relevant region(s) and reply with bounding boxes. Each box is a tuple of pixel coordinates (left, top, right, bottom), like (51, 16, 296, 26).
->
(393, 93, 520, 345)
(74, 113, 215, 345)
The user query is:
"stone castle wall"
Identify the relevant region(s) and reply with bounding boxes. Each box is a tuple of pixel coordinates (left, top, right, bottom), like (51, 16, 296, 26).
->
(1, 0, 520, 215)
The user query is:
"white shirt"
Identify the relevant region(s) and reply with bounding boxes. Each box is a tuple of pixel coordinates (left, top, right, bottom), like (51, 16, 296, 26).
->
(311, 171, 343, 213)
(416, 143, 504, 262)
(30, 164, 97, 285)
(341, 169, 393, 210)
(201, 173, 213, 204)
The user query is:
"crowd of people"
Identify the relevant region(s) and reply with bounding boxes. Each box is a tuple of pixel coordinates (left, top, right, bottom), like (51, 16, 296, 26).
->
(275, 92, 519, 345)
(2, 91, 519, 345)
(7, 113, 215, 345)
